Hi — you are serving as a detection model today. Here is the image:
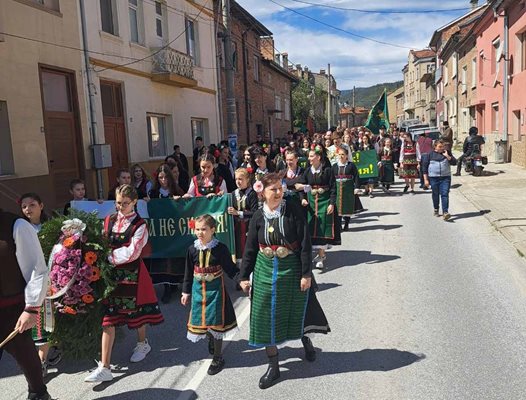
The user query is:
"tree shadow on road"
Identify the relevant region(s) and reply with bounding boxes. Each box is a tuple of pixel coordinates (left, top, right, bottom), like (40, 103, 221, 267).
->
(93, 388, 197, 400)
(321, 250, 401, 272)
(347, 224, 402, 233)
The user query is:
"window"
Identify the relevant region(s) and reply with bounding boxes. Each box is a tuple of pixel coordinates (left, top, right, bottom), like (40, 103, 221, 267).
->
(155, 1, 165, 39)
(479, 51, 484, 81)
(185, 18, 200, 65)
(191, 118, 209, 145)
(128, 0, 144, 44)
(471, 58, 477, 89)
(491, 102, 499, 132)
(492, 38, 501, 74)
(100, 0, 118, 36)
(147, 115, 167, 158)
(444, 65, 449, 85)
(452, 53, 458, 78)
(275, 95, 282, 120)
(461, 66, 467, 94)
(521, 32, 526, 72)
(284, 98, 290, 121)
(31, 0, 60, 11)
(0, 101, 14, 175)
(253, 55, 260, 81)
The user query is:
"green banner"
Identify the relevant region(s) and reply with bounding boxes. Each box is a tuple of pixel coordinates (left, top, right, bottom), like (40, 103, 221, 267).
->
(352, 150, 379, 178)
(143, 196, 235, 259)
(364, 89, 390, 135)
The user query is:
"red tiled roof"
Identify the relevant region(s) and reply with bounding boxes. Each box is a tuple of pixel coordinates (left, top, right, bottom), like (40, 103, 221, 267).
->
(411, 49, 436, 59)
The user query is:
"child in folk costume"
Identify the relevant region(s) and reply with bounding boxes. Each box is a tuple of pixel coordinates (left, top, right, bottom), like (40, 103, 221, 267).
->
(227, 168, 259, 261)
(85, 185, 163, 383)
(299, 144, 341, 270)
(184, 154, 227, 198)
(181, 215, 239, 376)
(378, 137, 396, 193)
(331, 147, 360, 232)
(20, 193, 61, 377)
(399, 132, 419, 194)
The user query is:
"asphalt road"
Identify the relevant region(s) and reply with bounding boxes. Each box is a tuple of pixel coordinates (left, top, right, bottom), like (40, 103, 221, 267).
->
(2, 180, 526, 400)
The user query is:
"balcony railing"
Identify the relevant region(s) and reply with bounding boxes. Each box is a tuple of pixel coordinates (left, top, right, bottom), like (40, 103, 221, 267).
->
(151, 47, 196, 87)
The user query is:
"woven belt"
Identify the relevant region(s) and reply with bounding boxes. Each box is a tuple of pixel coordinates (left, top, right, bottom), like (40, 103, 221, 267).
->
(311, 186, 329, 195)
(194, 270, 223, 282)
(194, 265, 222, 274)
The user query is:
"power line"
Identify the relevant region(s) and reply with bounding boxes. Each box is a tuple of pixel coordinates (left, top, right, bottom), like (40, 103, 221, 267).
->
(285, 0, 471, 14)
(268, 0, 415, 49)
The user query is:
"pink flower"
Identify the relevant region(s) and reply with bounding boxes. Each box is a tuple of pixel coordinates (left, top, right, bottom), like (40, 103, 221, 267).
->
(253, 181, 264, 193)
(60, 275, 71, 286)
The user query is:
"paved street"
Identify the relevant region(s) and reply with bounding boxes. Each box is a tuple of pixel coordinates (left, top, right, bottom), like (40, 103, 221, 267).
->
(3, 180, 526, 400)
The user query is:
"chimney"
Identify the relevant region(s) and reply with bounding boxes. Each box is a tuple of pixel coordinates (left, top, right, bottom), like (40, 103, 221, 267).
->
(275, 53, 281, 65)
(260, 36, 275, 61)
(470, 0, 478, 9)
(282, 52, 288, 68)
(304, 66, 309, 72)
(319, 68, 326, 75)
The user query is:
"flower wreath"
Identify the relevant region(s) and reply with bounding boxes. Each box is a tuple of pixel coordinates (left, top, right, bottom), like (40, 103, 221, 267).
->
(310, 144, 323, 155)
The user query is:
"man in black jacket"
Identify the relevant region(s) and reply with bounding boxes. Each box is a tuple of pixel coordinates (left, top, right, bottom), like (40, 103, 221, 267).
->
(454, 127, 485, 176)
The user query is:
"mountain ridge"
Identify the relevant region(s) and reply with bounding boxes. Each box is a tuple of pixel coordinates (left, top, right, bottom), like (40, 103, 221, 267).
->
(340, 81, 403, 109)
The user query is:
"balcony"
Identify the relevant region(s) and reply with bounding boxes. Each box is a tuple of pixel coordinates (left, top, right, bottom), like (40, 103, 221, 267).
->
(404, 102, 415, 112)
(151, 47, 197, 88)
(435, 66, 443, 84)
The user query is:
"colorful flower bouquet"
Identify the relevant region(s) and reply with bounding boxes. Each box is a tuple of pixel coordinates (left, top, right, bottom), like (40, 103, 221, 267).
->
(39, 210, 116, 359)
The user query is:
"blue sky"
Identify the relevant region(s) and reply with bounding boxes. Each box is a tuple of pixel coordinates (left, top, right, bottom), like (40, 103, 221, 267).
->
(237, 0, 473, 89)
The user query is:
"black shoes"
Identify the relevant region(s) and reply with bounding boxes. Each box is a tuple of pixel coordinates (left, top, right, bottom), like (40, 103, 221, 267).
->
(27, 392, 51, 400)
(342, 217, 350, 231)
(301, 336, 316, 362)
(207, 356, 225, 375)
(403, 185, 409, 193)
(259, 354, 280, 389)
(453, 172, 461, 176)
(207, 334, 214, 355)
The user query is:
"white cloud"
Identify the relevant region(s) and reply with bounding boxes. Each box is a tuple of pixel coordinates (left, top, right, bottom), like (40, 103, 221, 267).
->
(235, 0, 471, 88)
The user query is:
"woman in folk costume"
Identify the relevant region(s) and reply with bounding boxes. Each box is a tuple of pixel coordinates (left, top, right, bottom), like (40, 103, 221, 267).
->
(358, 134, 377, 198)
(227, 168, 259, 261)
(378, 137, 396, 194)
(181, 215, 239, 376)
(300, 143, 340, 270)
(251, 146, 274, 182)
(331, 147, 361, 232)
(184, 153, 227, 198)
(85, 185, 163, 383)
(399, 131, 419, 194)
(239, 173, 326, 389)
(282, 148, 305, 208)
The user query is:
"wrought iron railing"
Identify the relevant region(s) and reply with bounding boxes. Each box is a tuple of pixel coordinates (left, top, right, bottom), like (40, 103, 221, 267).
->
(152, 47, 194, 80)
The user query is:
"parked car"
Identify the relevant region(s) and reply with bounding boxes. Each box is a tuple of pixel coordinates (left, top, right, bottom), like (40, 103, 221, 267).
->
(400, 119, 426, 131)
(410, 126, 440, 142)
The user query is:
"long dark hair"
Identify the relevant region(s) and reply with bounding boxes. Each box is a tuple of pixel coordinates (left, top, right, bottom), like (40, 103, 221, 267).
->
(19, 192, 49, 223)
(152, 164, 178, 196)
(197, 153, 219, 188)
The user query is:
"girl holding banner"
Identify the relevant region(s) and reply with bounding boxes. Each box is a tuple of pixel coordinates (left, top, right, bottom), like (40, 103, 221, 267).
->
(300, 144, 341, 270)
(331, 147, 360, 232)
(184, 154, 227, 198)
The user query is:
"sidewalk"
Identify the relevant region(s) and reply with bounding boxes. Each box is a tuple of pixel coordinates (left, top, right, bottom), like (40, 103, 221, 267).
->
(456, 162, 526, 258)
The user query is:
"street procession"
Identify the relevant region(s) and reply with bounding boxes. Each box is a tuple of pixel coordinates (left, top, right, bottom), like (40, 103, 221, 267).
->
(2, 0, 526, 399)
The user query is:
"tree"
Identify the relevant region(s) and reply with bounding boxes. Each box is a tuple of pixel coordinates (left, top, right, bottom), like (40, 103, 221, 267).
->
(292, 80, 326, 131)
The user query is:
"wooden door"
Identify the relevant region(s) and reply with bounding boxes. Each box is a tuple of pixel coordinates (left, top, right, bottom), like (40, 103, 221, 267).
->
(100, 81, 128, 182)
(40, 67, 83, 207)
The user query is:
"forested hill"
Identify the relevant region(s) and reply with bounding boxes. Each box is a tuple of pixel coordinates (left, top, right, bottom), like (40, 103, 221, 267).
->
(340, 81, 403, 108)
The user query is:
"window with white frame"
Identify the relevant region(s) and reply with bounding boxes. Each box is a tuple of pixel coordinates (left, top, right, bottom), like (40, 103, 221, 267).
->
(491, 102, 499, 132)
(284, 98, 290, 121)
(461, 66, 467, 94)
(492, 38, 501, 74)
(147, 114, 168, 158)
(452, 53, 458, 78)
(471, 57, 477, 88)
(275, 96, 282, 120)
(253, 55, 260, 81)
(100, 0, 118, 36)
(0, 101, 14, 175)
(520, 31, 526, 72)
(155, 1, 166, 40)
(191, 118, 209, 145)
(128, 0, 144, 44)
(186, 18, 200, 65)
(444, 65, 449, 85)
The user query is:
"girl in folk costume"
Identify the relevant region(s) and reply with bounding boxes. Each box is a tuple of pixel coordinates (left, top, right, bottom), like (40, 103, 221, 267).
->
(378, 137, 396, 193)
(184, 154, 227, 198)
(227, 168, 259, 261)
(148, 164, 184, 199)
(358, 134, 377, 198)
(131, 164, 152, 200)
(331, 147, 361, 232)
(283, 148, 305, 207)
(300, 144, 341, 270)
(85, 185, 163, 383)
(181, 215, 239, 376)
(239, 173, 329, 389)
(399, 132, 419, 193)
(20, 193, 61, 377)
(252, 146, 274, 182)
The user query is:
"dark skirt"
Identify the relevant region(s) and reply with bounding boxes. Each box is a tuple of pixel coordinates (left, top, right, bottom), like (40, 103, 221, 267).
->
(304, 276, 330, 335)
(307, 191, 341, 246)
(144, 258, 185, 285)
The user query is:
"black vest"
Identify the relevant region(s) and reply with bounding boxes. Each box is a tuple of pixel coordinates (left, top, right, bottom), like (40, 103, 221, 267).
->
(0, 210, 27, 298)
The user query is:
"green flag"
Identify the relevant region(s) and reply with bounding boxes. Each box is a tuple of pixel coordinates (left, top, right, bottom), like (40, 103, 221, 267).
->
(364, 89, 390, 135)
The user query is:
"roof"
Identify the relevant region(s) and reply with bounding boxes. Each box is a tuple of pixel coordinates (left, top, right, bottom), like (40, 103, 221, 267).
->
(340, 106, 369, 115)
(231, 1, 272, 36)
(262, 59, 299, 83)
(411, 49, 436, 59)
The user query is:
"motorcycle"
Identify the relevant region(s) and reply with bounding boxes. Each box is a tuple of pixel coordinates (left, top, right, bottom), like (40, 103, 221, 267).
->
(463, 145, 487, 176)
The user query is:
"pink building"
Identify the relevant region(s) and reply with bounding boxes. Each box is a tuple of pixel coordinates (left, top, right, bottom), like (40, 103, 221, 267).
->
(475, 0, 526, 165)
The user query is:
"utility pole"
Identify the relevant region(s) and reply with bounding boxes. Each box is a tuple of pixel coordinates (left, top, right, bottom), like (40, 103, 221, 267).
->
(222, 0, 238, 142)
(352, 85, 356, 127)
(327, 63, 331, 130)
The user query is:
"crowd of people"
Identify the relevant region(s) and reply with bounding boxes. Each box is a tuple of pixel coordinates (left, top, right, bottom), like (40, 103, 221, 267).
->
(2, 123, 464, 399)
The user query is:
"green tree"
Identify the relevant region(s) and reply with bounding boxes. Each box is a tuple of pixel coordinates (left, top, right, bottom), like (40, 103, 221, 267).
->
(292, 80, 326, 130)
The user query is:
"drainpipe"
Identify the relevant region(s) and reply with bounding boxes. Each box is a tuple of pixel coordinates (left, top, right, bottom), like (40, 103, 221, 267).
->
(241, 31, 250, 144)
(455, 51, 459, 141)
(503, 9, 509, 142)
(79, 0, 103, 199)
